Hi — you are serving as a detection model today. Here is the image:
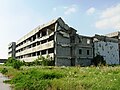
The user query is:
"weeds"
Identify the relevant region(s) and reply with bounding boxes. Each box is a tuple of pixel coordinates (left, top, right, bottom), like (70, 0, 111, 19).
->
(1, 66, 120, 90)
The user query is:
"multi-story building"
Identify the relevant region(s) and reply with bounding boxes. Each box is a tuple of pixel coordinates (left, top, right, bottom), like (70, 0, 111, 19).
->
(9, 17, 93, 66)
(8, 17, 119, 66)
(8, 42, 16, 58)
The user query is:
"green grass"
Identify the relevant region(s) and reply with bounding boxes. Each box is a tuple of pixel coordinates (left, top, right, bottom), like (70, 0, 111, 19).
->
(1, 66, 120, 90)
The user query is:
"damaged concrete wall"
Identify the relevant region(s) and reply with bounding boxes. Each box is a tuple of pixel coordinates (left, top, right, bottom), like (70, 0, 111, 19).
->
(55, 23, 72, 66)
(75, 35, 93, 66)
(94, 41, 119, 64)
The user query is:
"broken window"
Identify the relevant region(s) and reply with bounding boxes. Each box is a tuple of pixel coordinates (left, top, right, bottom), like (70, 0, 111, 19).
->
(48, 35, 54, 41)
(37, 51, 40, 56)
(32, 52, 36, 56)
(41, 39, 47, 44)
(33, 43, 36, 47)
(41, 30, 47, 37)
(41, 50, 46, 55)
(48, 48, 54, 54)
(87, 50, 90, 55)
(71, 36, 75, 43)
(37, 41, 40, 45)
(79, 49, 82, 54)
(33, 35, 36, 41)
(79, 38, 82, 43)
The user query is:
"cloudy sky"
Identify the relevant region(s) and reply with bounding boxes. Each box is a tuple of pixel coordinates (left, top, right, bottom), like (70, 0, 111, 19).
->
(0, 0, 120, 58)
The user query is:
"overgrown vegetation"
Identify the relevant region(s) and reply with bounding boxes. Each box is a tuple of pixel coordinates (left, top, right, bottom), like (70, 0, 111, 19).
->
(2, 56, 120, 90)
(33, 55, 55, 66)
(4, 55, 54, 69)
(4, 57, 24, 69)
(1, 66, 120, 90)
(92, 55, 106, 66)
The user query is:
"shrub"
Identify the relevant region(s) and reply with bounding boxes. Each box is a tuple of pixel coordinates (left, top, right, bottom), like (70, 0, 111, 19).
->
(92, 55, 106, 66)
(13, 60, 23, 69)
(34, 55, 55, 66)
(5, 57, 24, 69)
(1, 68, 8, 74)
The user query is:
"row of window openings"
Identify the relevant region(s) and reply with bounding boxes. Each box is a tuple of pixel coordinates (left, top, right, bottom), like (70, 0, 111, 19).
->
(79, 49, 90, 55)
(17, 48, 54, 59)
(16, 36, 54, 53)
(17, 29, 54, 47)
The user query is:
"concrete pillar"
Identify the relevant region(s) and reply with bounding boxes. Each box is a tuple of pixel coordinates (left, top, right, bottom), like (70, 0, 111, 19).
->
(47, 29, 49, 36)
(40, 32, 42, 38)
(36, 34, 38, 39)
(54, 23, 58, 66)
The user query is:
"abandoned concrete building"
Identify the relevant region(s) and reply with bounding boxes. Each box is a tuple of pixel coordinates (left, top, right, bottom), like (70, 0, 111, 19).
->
(8, 17, 120, 66)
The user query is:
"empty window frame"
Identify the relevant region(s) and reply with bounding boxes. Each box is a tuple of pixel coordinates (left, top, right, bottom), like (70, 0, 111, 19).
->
(87, 50, 90, 55)
(37, 41, 40, 45)
(79, 49, 82, 54)
(37, 51, 40, 56)
(48, 35, 54, 41)
(48, 48, 54, 54)
(32, 52, 36, 56)
(41, 50, 46, 55)
(41, 39, 47, 44)
(41, 30, 47, 37)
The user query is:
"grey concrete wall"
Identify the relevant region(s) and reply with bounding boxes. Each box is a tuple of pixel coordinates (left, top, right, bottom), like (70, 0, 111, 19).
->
(55, 58, 71, 66)
(74, 35, 93, 66)
(76, 58, 91, 66)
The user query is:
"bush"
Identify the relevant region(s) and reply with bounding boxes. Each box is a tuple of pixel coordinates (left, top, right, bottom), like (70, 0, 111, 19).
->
(9, 69, 64, 90)
(34, 55, 55, 66)
(92, 55, 106, 66)
(1, 68, 8, 74)
(13, 60, 23, 69)
(5, 57, 24, 69)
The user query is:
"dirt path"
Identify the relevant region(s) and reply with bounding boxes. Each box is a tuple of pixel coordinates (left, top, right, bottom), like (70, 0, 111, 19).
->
(0, 73, 11, 90)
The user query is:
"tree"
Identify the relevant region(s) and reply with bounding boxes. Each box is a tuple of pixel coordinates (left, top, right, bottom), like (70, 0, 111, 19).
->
(92, 55, 106, 66)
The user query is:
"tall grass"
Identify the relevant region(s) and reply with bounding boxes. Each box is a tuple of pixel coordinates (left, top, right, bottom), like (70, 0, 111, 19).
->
(1, 66, 120, 90)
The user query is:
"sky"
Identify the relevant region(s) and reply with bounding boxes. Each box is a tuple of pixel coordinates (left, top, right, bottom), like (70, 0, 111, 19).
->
(0, 0, 120, 58)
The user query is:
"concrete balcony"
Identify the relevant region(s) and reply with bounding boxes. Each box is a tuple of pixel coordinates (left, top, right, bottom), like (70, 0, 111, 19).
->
(16, 32, 54, 51)
(20, 53, 54, 62)
(16, 40, 54, 57)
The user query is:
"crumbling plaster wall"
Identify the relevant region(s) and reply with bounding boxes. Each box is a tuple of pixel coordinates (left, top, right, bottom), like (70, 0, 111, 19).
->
(55, 21, 72, 66)
(94, 41, 119, 64)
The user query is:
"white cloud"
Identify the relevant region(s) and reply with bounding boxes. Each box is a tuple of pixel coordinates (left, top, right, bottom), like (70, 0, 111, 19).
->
(53, 5, 77, 15)
(86, 7, 95, 15)
(95, 4, 120, 30)
(64, 5, 77, 15)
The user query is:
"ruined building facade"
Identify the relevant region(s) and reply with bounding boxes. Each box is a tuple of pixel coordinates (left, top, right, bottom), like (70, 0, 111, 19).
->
(8, 18, 119, 66)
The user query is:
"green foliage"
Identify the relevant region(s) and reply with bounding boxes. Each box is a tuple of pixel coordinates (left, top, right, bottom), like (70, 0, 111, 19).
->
(9, 69, 64, 90)
(5, 57, 24, 69)
(34, 55, 55, 66)
(2, 66, 120, 90)
(1, 68, 8, 74)
(23, 55, 55, 66)
(92, 55, 106, 66)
